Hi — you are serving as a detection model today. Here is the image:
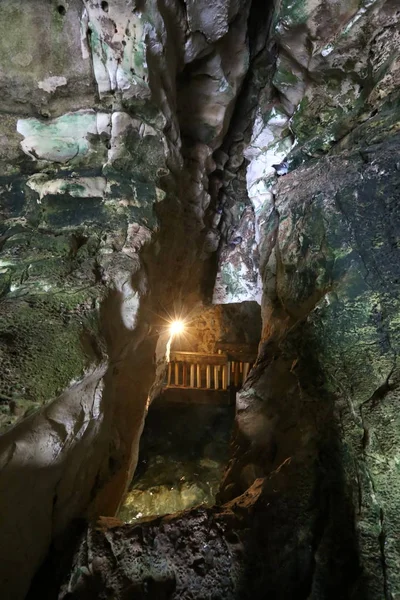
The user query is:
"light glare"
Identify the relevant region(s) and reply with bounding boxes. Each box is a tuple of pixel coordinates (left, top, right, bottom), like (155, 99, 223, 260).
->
(170, 320, 185, 336)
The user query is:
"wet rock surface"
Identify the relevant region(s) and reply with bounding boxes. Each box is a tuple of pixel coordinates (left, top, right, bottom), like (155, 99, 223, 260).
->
(42, 480, 270, 600)
(219, 126, 400, 597)
(0, 0, 400, 599)
(0, 0, 257, 596)
(119, 403, 234, 523)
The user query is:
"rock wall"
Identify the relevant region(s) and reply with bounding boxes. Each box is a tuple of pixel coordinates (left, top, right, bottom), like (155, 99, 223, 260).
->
(170, 302, 261, 354)
(220, 0, 400, 596)
(1, 0, 400, 598)
(0, 1, 255, 598)
(220, 127, 400, 597)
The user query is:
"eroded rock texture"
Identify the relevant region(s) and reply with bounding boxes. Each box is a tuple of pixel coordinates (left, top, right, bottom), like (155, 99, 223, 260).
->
(1, 0, 400, 598)
(0, 1, 253, 597)
(220, 132, 400, 598)
(39, 480, 273, 600)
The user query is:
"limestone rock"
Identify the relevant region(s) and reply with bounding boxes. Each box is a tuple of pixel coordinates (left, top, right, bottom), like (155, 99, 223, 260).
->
(1, 0, 400, 599)
(0, 1, 261, 598)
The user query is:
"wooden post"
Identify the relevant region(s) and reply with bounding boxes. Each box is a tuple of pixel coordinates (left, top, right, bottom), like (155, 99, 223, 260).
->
(190, 364, 195, 388)
(174, 362, 179, 386)
(222, 365, 228, 390)
(214, 366, 219, 390)
(206, 365, 211, 389)
(227, 362, 231, 387)
(182, 363, 187, 388)
(196, 364, 201, 388)
(167, 363, 172, 386)
(234, 362, 240, 387)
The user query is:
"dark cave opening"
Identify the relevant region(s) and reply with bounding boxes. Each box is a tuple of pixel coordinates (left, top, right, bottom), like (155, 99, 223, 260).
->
(118, 402, 235, 523)
(118, 301, 262, 523)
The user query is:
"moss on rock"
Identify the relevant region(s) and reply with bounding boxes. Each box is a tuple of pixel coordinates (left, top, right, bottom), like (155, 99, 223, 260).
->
(0, 290, 103, 431)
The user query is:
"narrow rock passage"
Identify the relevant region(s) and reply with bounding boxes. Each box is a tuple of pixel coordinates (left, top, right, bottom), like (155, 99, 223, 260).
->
(119, 402, 235, 523)
(118, 302, 261, 523)
(1, 0, 400, 598)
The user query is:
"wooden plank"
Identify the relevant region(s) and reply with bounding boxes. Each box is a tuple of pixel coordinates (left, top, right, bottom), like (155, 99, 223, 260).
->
(234, 362, 240, 387)
(165, 352, 254, 391)
(222, 365, 228, 390)
(196, 364, 201, 388)
(167, 363, 172, 386)
(170, 351, 227, 366)
(214, 366, 219, 390)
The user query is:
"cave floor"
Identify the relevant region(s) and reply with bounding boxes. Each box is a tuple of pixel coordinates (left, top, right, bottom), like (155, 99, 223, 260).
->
(118, 400, 235, 523)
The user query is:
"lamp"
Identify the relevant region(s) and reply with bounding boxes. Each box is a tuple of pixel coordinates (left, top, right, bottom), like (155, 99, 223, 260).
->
(169, 320, 185, 336)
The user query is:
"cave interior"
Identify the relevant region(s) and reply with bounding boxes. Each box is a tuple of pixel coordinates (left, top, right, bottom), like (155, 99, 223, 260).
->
(0, 0, 400, 599)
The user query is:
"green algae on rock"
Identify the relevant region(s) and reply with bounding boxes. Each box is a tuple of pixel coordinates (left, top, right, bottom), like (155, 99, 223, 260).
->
(1, 0, 400, 599)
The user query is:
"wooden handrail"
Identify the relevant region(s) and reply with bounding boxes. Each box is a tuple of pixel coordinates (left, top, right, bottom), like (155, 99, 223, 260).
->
(166, 349, 254, 392)
(170, 351, 228, 366)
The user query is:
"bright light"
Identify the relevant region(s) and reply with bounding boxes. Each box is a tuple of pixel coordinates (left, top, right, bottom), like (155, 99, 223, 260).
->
(170, 320, 185, 336)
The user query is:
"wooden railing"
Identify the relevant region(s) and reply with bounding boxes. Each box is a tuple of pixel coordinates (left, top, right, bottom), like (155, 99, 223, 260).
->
(166, 350, 255, 391)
